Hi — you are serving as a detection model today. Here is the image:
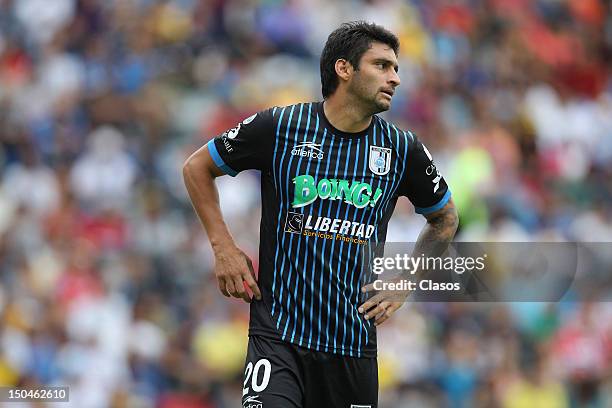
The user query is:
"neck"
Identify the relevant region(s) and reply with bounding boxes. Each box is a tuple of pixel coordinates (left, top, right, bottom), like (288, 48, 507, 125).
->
(323, 92, 373, 133)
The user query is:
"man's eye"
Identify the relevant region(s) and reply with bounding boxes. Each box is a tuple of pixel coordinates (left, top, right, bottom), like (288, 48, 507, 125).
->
(376, 63, 385, 69)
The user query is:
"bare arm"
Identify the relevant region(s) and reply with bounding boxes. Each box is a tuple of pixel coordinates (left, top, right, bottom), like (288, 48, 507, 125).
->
(359, 199, 459, 325)
(414, 198, 459, 258)
(182, 144, 261, 302)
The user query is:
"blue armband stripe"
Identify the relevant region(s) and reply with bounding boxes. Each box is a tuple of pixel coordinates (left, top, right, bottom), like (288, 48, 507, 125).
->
(415, 190, 451, 214)
(207, 140, 238, 177)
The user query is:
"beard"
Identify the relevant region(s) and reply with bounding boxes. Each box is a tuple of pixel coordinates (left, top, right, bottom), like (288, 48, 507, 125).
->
(347, 75, 391, 115)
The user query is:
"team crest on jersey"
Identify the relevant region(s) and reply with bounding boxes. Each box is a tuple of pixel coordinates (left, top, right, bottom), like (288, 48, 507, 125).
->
(368, 146, 391, 175)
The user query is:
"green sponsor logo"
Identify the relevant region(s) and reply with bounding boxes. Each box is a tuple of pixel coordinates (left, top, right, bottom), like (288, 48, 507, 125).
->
(292, 175, 383, 209)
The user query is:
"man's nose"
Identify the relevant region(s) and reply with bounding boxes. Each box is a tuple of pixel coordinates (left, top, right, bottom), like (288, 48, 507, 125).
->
(389, 70, 400, 87)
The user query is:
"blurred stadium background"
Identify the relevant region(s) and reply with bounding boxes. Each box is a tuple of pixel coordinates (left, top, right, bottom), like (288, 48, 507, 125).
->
(0, 0, 611, 407)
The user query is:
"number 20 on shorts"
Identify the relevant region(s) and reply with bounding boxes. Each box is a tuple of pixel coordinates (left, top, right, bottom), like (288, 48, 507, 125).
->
(243, 359, 272, 396)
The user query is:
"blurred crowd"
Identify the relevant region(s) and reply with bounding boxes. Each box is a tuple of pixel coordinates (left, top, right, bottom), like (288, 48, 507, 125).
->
(0, 0, 611, 407)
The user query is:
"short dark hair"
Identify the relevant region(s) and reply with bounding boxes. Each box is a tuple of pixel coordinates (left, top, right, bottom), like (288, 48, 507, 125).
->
(320, 21, 400, 98)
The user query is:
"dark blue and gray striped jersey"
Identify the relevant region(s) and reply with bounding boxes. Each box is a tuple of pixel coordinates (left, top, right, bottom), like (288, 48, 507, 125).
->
(207, 102, 451, 357)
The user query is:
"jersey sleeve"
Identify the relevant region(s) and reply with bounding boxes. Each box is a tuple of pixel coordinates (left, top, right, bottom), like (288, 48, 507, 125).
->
(206, 108, 275, 176)
(398, 134, 452, 215)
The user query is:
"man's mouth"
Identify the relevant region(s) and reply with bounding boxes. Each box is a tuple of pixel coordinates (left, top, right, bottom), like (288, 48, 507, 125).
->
(381, 89, 394, 98)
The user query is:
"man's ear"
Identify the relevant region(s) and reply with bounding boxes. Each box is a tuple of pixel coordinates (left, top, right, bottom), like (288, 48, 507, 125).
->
(334, 59, 353, 82)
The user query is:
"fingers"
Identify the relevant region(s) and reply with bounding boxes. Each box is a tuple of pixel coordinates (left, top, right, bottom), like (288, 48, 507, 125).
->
(225, 279, 237, 298)
(362, 301, 390, 321)
(358, 294, 403, 326)
(374, 303, 401, 326)
(358, 293, 384, 315)
(218, 274, 253, 303)
(361, 282, 376, 293)
(216, 252, 261, 303)
(232, 275, 251, 303)
(217, 276, 230, 297)
(243, 255, 262, 301)
(243, 269, 262, 301)
(218, 274, 246, 302)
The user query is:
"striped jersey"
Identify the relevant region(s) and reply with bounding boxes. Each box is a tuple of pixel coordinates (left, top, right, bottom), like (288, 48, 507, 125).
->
(207, 102, 451, 357)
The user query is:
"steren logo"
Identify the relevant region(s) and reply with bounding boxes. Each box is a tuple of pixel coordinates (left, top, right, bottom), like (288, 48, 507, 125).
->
(292, 175, 383, 209)
(291, 142, 324, 160)
(243, 395, 263, 408)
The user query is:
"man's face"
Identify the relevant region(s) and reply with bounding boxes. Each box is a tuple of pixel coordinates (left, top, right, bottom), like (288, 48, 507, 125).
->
(347, 42, 400, 113)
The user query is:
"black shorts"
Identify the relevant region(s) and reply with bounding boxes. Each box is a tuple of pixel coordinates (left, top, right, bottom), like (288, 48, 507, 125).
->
(241, 335, 378, 408)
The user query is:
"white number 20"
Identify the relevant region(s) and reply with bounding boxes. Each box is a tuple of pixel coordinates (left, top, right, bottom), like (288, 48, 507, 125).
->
(242, 358, 271, 396)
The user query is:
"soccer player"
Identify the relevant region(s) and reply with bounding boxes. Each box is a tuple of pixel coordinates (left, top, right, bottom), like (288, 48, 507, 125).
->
(183, 21, 458, 408)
